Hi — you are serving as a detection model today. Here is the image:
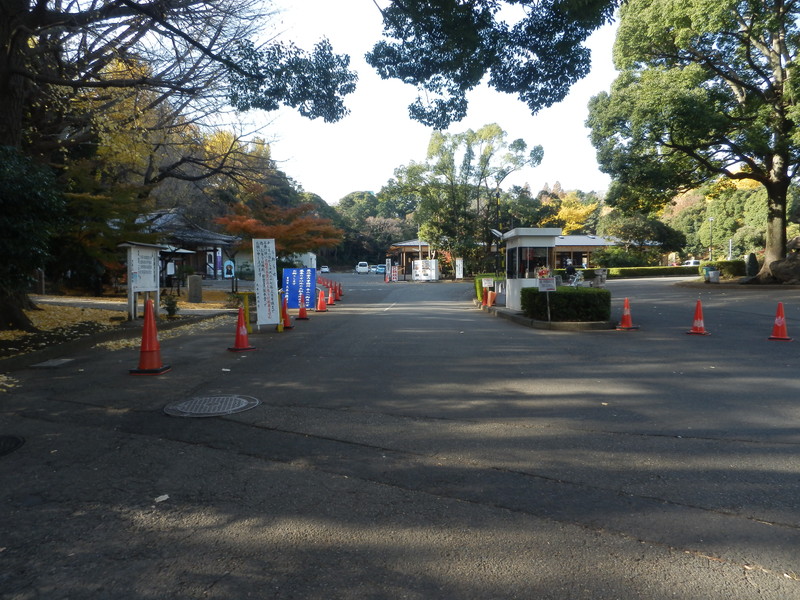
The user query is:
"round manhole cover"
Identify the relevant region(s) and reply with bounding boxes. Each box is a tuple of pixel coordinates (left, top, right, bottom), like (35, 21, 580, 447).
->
(0, 435, 25, 457)
(164, 395, 260, 418)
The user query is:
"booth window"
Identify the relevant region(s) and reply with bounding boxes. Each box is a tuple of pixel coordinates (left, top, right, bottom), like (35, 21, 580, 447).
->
(506, 247, 549, 279)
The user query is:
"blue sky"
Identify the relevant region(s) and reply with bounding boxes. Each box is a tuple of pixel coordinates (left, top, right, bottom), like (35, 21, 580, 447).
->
(258, 1, 618, 204)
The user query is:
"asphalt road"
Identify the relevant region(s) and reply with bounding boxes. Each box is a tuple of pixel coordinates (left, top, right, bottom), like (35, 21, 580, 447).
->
(1, 274, 799, 599)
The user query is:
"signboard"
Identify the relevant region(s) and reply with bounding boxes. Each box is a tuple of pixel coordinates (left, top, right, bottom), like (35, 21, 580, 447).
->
(391, 265, 399, 282)
(538, 277, 557, 292)
(282, 268, 316, 309)
(481, 277, 494, 289)
(129, 246, 159, 293)
(253, 239, 280, 326)
(455, 258, 464, 280)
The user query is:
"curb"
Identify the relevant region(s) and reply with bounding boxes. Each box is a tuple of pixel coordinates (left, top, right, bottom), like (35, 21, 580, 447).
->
(476, 301, 614, 331)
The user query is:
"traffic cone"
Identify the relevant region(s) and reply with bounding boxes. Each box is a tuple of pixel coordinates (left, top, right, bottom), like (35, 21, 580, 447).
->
(334, 282, 342, 301)
(487, 290, 496, 306)
(316, 289, 327, 312)
(768, 302, 792, 341)
(297, 294, 310, 320)
(337, 282, 343, 297)
(130, 299, 171, 373)
(281, 295, 294, 330)
(481, 287, 488, 306)
(687, 299, 710, 335)
(616, 298, 640, 330)
(327, 285, 335, 305)
(228, 307, 256, 351)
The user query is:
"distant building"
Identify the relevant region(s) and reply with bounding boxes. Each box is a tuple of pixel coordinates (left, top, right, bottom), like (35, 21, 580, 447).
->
(555, 234, 615, 267)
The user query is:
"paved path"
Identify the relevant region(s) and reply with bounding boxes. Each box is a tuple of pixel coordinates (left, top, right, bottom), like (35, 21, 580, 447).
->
(1, 275, 799, 599)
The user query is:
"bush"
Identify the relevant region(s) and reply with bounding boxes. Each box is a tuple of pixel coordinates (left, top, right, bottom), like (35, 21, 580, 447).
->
(160, 293, 180, 317)
(520, 286, 611, 322)
(701, 260, 746, 278)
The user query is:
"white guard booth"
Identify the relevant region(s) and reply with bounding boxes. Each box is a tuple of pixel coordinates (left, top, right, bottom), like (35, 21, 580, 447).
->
(503, 228, 562, 311)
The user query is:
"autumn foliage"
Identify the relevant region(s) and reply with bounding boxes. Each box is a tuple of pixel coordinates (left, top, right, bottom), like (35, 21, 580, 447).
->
(216, 184, 343, 254)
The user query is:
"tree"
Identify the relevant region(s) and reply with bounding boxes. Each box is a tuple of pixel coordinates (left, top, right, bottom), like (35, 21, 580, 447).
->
(216, 184, 343, 256)
(0, 148, 65, 330)
(555, 191, 600, 234)
(367, 0, 616, 128)
(587, 0, 800, 280)
(2, 0, 357, 151)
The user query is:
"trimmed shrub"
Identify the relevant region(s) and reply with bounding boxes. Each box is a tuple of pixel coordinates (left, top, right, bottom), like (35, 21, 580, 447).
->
(701, 260, 746, 278)
(520, 286, 611, 322)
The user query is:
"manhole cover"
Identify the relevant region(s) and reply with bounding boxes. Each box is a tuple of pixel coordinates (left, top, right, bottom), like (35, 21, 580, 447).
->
(0, 436, 25, 457)
(163, 395, 260, 418)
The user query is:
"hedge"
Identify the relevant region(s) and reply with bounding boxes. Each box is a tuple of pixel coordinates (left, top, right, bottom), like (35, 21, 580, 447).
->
(520, 286, 611, 322)
(553, 260, 746, 279)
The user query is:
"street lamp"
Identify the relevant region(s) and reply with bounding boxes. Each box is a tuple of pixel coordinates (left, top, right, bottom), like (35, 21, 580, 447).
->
(708, 217, 714, 261)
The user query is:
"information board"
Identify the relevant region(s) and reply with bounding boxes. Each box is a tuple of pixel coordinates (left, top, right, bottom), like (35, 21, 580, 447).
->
(129, 247, 159, 293)
(253, 239, 280, 326)
(282, 268, 316, 309)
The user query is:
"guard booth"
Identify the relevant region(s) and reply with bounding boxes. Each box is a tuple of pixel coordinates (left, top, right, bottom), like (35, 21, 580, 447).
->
(503, 228, 562, 311)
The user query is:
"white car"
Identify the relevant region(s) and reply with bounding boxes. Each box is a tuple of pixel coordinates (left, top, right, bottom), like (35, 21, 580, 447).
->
(683, 260, 702, 266)
(319, 265, 330, 273)
(355, 261, 369, 274)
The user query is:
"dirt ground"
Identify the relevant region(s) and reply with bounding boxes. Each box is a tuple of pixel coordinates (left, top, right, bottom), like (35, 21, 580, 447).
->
(0, 290, 236, 359)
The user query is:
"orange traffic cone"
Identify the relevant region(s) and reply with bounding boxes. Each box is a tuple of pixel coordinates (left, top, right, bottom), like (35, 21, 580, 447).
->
(487, 291, 496, 307)
(297, 294, 310, 320)
(687, 299, 710, 335)
(228, 307, 256, 351)
(327, 285, 335, 305)
(481, 287, 488, 307)
(768, 302, 792, 341)
(130, 299, 171, 374)
(616, 298, 640, 330)
(316, 289, 327, 312)
(334, 282, 342, 301)
(337, 281, 343, 297)
(281, 295, 294, 330)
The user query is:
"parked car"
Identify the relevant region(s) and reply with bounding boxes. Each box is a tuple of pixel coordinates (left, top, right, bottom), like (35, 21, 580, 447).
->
(375, 265, 386, 274)
(319, 265, 330, 273)
(355, 261, 369, 274)
(369, 264, 378, 273)
(683, 260, 702, 267)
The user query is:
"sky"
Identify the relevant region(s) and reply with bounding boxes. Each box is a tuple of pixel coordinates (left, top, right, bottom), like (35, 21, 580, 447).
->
(256, 1, 619, 205)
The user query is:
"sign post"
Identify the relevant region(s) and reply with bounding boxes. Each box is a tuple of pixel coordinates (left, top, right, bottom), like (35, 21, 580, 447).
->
(538, 277, 557, 322)
(119, 242, 164, 320)
(252, 239, 280, 328)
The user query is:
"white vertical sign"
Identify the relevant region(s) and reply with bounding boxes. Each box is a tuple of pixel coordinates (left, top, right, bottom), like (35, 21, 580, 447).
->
(253, 239, 280, 326)
(455, 258, 464, 280)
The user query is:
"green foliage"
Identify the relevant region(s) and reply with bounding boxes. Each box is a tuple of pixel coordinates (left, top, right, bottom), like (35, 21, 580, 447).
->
(702, 260, 746, 279)
(227, 39, 358, 123)
(588, 0, 800, 271)
(0, 147, 65, 296)
(591, 247, 662, 267)
(521, 286, 611, 322)
(160, 293, 180, 317)
(366, 0, 614, 128)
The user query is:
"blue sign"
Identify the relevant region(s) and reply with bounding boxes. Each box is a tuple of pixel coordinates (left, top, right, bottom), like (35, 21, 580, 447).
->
(282, 268, 316, 309)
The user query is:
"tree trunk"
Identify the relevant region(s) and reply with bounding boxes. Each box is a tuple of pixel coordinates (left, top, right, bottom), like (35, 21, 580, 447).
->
(0, 290, 37, 332)
(757, 179, 789, 281)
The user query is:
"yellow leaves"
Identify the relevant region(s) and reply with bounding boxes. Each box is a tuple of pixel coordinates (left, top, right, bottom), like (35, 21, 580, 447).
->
(0, 305, 121, 342)
(556, 192, 598, 234)
(94, 315, 234, 352)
